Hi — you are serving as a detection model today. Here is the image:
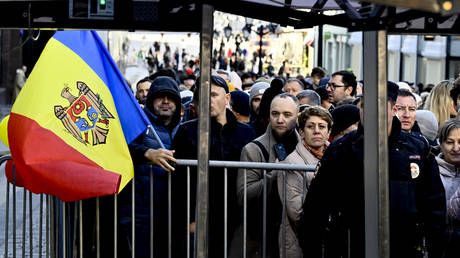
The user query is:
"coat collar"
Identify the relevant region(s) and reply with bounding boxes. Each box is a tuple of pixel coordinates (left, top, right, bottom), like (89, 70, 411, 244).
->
(436, 153, 460, 178)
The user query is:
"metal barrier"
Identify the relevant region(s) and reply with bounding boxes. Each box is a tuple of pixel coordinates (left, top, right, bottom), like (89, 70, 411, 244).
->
(1, 156, 315, 258)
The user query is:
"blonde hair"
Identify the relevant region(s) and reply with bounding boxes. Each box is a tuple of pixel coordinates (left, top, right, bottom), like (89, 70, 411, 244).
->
(424, 80, 453, 127)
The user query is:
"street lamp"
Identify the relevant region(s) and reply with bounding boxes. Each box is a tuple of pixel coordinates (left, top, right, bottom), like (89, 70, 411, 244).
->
(235, 34, 242, 54)
(256, 25, 270, 76)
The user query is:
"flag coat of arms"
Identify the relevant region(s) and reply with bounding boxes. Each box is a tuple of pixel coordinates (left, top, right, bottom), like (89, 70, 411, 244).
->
(8, 31, 150, 201)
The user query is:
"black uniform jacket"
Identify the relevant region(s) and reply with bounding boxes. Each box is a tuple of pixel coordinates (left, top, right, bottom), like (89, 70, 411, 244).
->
(300, 117, 446, 258)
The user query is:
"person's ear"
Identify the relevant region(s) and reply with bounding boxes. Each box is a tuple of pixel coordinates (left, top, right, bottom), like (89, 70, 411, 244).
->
(225, 93, 231, 105)
(345, 86, 353, 95)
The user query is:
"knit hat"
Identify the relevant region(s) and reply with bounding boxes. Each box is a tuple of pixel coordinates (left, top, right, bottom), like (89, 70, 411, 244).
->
(330, 104, 360, 138)
(249, 82, 270, 103)
(387, 81, 399, 102)
(197, 75, 229, 93)
(258, 78, 284, 121)
(415, 110, 438, 141)
(229, 71, 242, 91)
(180, 90, 194, 104)
(315, 86, 328, 102)
(230, 91, 250, 116)
(318, 77, 330, 87)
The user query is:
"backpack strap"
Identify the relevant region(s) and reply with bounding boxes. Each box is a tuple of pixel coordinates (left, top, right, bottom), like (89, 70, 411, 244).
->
(252, 140, 269, 163)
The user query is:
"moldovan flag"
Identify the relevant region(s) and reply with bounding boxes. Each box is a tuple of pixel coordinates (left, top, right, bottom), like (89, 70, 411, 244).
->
(7, 30, 150, 201)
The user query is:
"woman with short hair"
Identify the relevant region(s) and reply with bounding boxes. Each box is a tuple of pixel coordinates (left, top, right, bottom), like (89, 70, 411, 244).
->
(277, 105, 332, 258)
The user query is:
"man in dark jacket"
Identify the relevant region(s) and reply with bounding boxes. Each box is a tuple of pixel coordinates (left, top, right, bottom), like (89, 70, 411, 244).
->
(171, 75, 256, 257)
(119, 76, 181, 258)
(300, 82, 447, 258)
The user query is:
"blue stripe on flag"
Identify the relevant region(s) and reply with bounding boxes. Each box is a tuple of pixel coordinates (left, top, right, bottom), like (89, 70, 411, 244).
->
(52, 30, 150, 144)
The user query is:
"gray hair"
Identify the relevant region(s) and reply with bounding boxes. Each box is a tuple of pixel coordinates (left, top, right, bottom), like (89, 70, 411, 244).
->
(296, 90, 321, 106)
(438, 119, 460, 143)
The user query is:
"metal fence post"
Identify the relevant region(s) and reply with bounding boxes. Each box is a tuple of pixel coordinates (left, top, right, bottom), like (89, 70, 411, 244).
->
(363, 30, 390, 258)
(196, 3, 214, 258)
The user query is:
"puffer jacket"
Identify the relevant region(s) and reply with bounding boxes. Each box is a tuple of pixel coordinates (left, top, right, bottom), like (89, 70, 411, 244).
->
(277, 141, 320, 258)
(436, 153, 460, 209)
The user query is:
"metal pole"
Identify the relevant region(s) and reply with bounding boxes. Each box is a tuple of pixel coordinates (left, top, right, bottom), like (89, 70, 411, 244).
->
(96, 197, 100, 258)
(363, 30, 389, 258)
(39, 194, 43, 258)
(318, 24, 323, 67)
(224, 168, 228, 258)
(196, 3, 213, 258)
(262, 170, 267, 258)
(187, 166, 191, 258)
(46, 195, 49, 258)
(150, 166, 154, 258)
(63, 201, 66, 258)
(243, 169, 247, 258)
(73, 201, 78, 258)
(132, 178, 135, 258)
(258, 26, 263, 76)
(168, 172, 172, 258)
(114, 195, 118, 258)
(13, 165, 16, 258)
(22, 188, 26, 258)
(5, 180, 9, 258)
(282, 171, 286, 258)
(29, 191, 33, 258)
(79, 201, 83, 258)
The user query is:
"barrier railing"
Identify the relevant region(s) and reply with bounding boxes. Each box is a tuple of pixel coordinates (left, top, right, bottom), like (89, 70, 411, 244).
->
(1, 156, 315, 258)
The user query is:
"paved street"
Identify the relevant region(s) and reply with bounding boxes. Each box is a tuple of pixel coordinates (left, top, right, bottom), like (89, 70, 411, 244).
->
(0, 105, 47, 257)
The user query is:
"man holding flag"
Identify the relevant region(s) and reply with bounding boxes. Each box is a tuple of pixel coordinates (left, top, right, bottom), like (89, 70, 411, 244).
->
(5, 30, 151, 256)
(119, 76, 181, 257)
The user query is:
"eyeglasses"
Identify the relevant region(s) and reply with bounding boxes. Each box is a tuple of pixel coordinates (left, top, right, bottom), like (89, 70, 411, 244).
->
(327, 83, 347, 90)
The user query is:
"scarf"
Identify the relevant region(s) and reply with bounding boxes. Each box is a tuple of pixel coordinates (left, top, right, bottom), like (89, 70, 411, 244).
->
(303, 141, 327, 159)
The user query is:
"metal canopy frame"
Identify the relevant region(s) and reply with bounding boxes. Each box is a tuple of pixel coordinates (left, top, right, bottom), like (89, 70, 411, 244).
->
(0, 0, 459, 33)
(1, 1, 458, 258)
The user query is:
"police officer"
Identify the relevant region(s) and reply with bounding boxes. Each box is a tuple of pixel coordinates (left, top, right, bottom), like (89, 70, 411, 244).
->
(299, 81, 447, 258)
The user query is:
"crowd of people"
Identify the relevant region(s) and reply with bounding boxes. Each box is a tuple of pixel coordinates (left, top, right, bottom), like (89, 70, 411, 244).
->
(120, 65, 460, 258)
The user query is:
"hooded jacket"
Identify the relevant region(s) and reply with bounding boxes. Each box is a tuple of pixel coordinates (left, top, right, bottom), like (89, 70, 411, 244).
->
(436, 153, 460, 209)
(119, 76, 182, 258)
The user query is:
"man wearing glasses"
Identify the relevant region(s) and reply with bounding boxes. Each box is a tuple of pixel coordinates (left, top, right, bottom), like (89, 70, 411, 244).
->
(326, 70, 357, 105)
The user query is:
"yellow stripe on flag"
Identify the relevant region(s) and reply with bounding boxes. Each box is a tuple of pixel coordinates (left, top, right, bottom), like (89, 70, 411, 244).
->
(12, 38, 133, 192)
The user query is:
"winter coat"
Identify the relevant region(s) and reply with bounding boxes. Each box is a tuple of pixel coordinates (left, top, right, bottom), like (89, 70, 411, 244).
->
(300, 118, 447, 258)
(436, 154, 460, 209)
(119, 76, 181, 258)
(232, 126, 301, 258)
(438, 154, 460, 258)
(447, 184, 460, 258)
(171, 109, 256, 258)
(277, 141, 319, 258)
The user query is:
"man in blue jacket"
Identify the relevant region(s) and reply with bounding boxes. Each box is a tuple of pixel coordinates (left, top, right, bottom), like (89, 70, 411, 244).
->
(119, 76, 181, 258)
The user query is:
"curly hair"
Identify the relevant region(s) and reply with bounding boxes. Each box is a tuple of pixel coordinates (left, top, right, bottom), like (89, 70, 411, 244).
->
(298, 105, 333, 131)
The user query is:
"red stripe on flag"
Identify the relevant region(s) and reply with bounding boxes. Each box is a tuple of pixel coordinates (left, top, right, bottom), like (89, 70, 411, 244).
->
(8, 113, 121, 201)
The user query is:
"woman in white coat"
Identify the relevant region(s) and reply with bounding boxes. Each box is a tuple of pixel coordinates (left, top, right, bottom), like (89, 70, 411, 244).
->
(277, 105, 332, 258)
